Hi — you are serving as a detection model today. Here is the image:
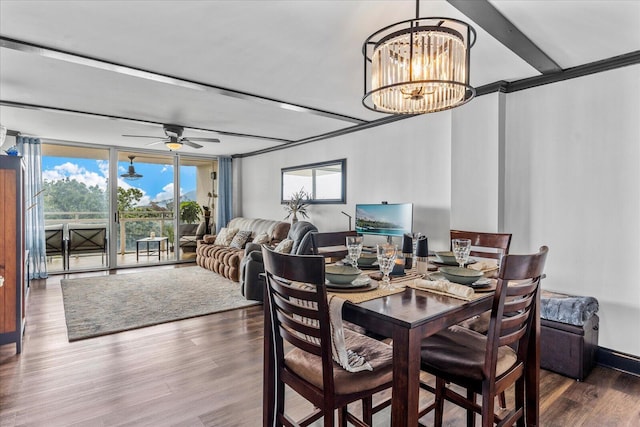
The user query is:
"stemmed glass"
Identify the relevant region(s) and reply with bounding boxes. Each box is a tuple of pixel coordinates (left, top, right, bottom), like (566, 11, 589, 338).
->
(346, 236, 363, 269)
(452, 238, 472, 268)
(376, 244, 398, 289)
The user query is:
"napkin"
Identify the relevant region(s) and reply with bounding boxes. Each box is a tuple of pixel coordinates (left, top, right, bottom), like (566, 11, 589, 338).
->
(413, 279, 475, 299)
(468, 259, 499, 272)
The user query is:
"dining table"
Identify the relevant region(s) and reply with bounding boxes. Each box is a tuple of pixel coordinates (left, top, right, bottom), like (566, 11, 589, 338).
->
(262, 264, 541, 427)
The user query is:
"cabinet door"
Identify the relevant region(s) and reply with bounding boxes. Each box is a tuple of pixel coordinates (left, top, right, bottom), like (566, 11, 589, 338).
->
(0, 168, 18, 335)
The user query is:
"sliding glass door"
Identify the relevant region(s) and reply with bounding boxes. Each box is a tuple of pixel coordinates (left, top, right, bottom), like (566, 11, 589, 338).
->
(41, 144, 110, 273)
(41, 144, 218, 272)
(116, 152, 176, 267)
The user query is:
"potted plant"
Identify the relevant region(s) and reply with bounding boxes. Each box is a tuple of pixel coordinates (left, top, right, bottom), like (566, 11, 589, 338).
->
(284, 188, 310, 223)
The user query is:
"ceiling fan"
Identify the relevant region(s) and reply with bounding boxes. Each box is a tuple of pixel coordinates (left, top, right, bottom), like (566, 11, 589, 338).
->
(122, 124, 220, 150)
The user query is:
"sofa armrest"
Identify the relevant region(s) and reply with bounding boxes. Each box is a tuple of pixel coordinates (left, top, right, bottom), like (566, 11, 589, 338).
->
(244, 242, 262, 256)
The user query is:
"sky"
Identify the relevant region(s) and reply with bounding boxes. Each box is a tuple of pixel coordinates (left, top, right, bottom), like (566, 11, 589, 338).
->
(41, 156, 196, 207)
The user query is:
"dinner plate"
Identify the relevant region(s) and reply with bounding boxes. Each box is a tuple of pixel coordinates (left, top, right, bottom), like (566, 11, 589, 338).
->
(427, 272, 493, 289)
(327, 280, 379, 293)
(326, 275, 371, 289)
(340, 259, 379, 270)
(429, 257, 477, 267)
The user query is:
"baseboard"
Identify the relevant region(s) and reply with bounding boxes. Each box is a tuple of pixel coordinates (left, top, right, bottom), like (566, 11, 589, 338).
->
(597, 347, 640, 377)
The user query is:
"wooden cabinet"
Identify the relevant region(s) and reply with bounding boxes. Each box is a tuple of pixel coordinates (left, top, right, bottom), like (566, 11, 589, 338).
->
(0, 156, 25, 354)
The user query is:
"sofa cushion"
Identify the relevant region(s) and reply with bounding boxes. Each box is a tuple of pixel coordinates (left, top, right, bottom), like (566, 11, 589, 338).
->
(253, 232, 270, 245)
(230, 230, 252, 249)
(203, 234, 216, 244)
(274, 238, 294, 254)
(214, 227, 239, 246)
(271, 222, 291, 243)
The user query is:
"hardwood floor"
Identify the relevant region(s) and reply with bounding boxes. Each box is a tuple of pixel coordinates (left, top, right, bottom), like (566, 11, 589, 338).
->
(1, 265, 639, 426)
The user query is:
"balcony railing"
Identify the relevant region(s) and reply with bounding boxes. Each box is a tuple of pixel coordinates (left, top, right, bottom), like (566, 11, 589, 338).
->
(44, 210, 178, 255)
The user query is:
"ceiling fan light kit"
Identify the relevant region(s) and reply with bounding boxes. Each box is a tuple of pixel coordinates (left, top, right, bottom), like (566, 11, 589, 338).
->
(165, 136, 183, 151)
(122, 124, 220, 151)
(362, 0, 476, 114)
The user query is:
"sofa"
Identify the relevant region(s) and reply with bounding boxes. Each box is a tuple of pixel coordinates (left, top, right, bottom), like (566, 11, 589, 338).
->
(196, 217, 291, 282)
(240, 220, 318, 301)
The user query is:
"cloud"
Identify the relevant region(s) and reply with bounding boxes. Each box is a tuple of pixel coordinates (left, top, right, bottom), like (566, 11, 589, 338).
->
(161, 165, 173, 173)
(43, 162, 108, 191)
(153, 183, 175, 202)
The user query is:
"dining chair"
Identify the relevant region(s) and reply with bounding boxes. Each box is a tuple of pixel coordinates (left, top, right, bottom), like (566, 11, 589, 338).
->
(450, 230, 512, 262)
(262, 246, 393, 426)
(418, 246, 548, 427)
(310, 230, 358, 261)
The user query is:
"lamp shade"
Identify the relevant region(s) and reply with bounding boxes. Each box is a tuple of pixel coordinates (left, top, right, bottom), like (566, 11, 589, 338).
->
(363, 17, 476, 114)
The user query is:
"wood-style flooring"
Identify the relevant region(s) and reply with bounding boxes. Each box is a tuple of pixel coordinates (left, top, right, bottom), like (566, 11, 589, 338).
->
(1, 265, 639, 426)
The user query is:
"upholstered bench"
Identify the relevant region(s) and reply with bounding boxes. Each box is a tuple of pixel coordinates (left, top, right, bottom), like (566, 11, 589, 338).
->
(540, 290, 599, 381)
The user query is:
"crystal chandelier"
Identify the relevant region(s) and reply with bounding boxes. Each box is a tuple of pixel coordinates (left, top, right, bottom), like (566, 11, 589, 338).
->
(362, 1, 476, 114)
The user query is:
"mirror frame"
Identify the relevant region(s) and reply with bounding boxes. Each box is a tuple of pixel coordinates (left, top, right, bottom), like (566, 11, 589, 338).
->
(281, 159, 346, 204)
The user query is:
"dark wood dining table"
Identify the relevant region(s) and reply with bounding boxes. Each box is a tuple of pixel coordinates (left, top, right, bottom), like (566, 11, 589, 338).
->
(263, 283, 540, 426)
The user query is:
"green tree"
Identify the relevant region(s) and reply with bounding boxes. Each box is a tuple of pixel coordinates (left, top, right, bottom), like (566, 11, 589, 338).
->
(43, 178, 107, 219)
(117, 187, 144, 213)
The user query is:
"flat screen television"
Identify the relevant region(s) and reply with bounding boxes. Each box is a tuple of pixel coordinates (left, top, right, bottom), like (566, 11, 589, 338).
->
(355, 203, 413, 237)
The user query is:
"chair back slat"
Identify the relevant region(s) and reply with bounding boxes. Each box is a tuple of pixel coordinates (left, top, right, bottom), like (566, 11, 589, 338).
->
(450, 230, 512, 260)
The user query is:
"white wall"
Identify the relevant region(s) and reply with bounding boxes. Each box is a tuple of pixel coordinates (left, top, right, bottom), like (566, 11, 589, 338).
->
(237, 65, 640, 356)
(503, 65, 640, 356)
(238, 113, 454, 251)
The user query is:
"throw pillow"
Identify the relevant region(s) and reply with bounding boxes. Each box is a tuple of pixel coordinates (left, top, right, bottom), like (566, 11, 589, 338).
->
(230, 230, 252, 249)
(253, 232, 270, 245)
(195, 221, 207, 239)
(274, 238, 294, 254)
(213, 228, 229, 246)
(221, 227, 239, 246)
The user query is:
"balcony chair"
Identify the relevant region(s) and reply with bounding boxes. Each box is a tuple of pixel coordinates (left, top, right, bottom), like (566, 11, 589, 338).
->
(310, 230, 358, 261)
(418, 246, 548, 427)
(262, 246, 393, 426)
(66, 223, 108, 267)
(45, 223, 67, 270)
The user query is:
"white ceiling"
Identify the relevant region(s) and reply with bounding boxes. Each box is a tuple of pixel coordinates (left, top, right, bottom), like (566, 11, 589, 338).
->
(1, 0, 639, 157)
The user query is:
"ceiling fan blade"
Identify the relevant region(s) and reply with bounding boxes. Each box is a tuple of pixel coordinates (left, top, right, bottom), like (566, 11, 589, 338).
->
(184, 137, 220, 143)
(122, 134, 164, 139)
(145, 139, 167, 146)
(182, 139, 203, 149)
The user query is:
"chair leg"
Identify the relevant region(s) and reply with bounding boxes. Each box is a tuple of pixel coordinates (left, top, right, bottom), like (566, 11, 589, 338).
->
(362, 396, 373, 425)
(467, 389, 476, 427)
(434, 377, 446, 427)
(324, 408, 335, 427)
(499, 391, 507, 410)
(338, 406, 347, 427)
(515, 377, 526, 427)
(275, 379, 285, 427)
(481, 386, 495, 427)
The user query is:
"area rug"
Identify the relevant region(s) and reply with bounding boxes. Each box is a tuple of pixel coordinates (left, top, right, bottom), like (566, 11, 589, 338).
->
(61, 266, 260, 341)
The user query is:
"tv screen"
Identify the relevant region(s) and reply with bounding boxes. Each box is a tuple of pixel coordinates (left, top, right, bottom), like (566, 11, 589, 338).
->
(355, 203, 413, 237)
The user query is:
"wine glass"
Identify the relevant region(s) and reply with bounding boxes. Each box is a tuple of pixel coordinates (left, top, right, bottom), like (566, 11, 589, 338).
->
(346, 236, 363, 269)
(452, 238, 472, 268)
(376, 244, 398, 289)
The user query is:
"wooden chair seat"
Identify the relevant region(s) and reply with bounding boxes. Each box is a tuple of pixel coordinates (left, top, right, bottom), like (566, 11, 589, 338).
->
(285, 328, 393, 395)
(420, 325, 516, 381)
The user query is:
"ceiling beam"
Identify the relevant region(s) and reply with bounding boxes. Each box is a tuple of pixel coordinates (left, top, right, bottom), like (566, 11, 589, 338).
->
(447, 0, 562, 74)
(0, 36, 367, 126)
(0, 100, 294, 144)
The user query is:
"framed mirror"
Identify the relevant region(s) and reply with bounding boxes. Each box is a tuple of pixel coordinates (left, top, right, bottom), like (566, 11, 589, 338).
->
(281, 159, 346, 204)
